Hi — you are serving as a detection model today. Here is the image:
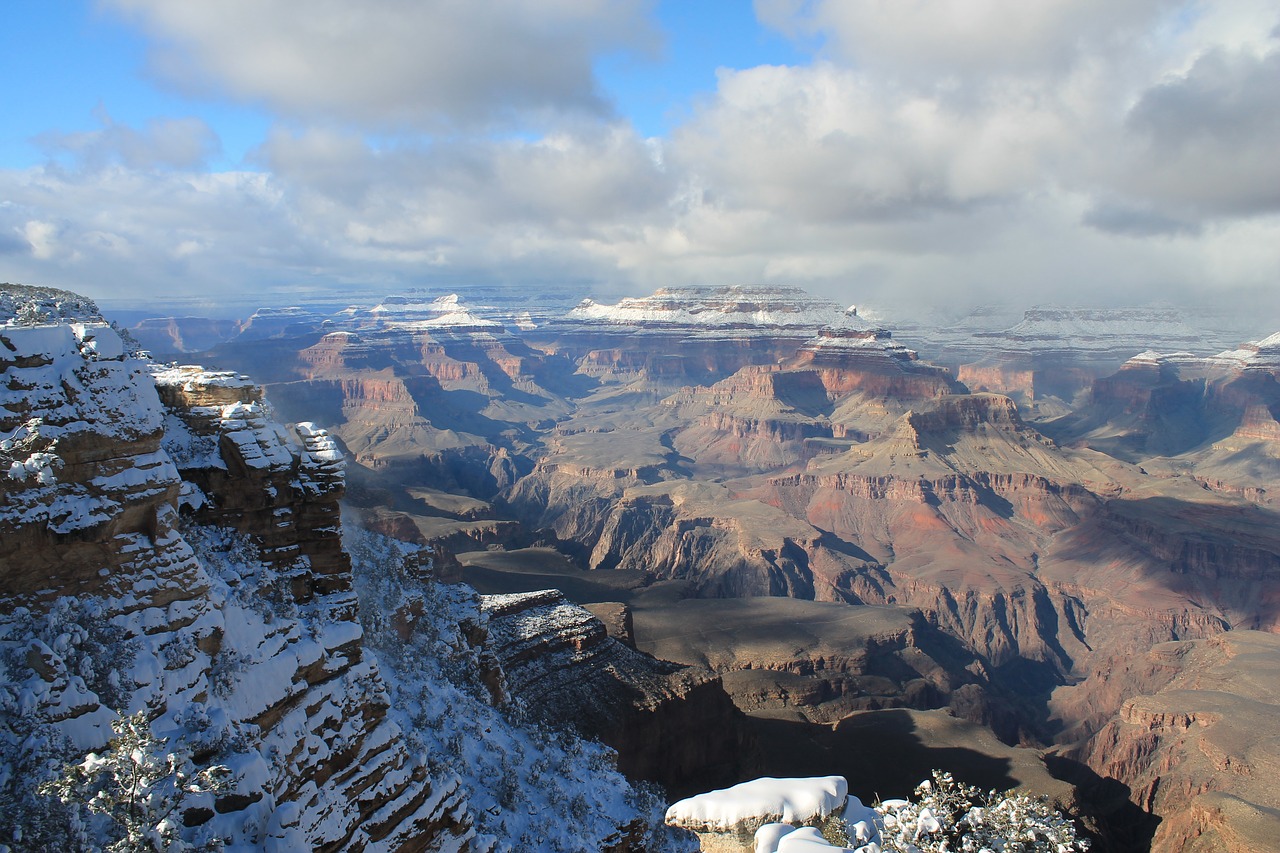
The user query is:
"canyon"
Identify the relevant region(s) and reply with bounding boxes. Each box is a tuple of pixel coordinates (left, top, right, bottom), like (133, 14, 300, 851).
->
(170, 284, 1280, 850)
(5, 281, 1280, 850)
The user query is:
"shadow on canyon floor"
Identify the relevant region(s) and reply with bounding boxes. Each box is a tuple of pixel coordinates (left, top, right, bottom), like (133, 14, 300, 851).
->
(746, 709, 1021, 804)
(1043, 753, 1161, 853)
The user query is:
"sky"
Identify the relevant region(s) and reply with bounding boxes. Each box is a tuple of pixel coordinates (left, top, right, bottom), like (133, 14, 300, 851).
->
(2, 0, 1279, 324)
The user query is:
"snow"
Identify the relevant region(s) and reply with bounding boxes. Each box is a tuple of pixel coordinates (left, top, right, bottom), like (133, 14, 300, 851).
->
(0, 322, 174, 532)
(151, 364, 255, 390)
(763, 826, 858, 852)
(72, 323, 125, 360)
(666, 775, 849, 830)
(2, 309, 682, 851)
(567, 286, 875, 334)
(1004, 306, 1197, 340)
(1206, 331, 1280, 370)
(367, 293, 504, 330)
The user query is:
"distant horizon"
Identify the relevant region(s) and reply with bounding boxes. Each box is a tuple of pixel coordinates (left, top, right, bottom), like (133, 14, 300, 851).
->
(74, 281, 1269, 347)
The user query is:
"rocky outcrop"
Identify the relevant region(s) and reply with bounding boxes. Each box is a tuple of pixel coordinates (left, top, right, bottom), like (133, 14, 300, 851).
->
(481, 590, 754, 795)
(1068, 632, 1280, 853)
(1, 295, 478, 850)
(1, 321, 178, 599)
(529, 285, 876, 387)
(942, 307, 1211, 404)
(664, 776, 853, 853)
(152, 365, 351, 592)
(788, 329, 960, 400)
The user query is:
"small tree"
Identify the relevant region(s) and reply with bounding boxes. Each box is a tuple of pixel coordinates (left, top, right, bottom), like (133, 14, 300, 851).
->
(40, 711, 232, 852)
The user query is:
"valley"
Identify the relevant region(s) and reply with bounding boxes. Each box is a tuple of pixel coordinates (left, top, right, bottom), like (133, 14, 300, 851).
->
(164, 285, 1280, 850)
(6, 282, 1280, 851)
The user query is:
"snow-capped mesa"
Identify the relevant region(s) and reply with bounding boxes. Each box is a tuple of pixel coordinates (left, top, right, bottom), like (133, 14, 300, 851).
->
(1116, 331, 1280, 374)
(798, 327, 919, 358)
(235, 305, 327, 340)
(365, 293, 502, 331)
(566, 286, 875, 336)
(988, 306, 1205, 355)
(1207, 331, 1280, 371)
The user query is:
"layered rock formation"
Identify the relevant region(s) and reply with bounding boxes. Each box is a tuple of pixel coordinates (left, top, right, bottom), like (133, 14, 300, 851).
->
(925, 306, 1215, 408)
(1, 286, 673, 852)
(481, 590, 752, 795)
(161, 283, 1280, 850)
(1, 307, 478, 849)
(1044, 333, 1280, 496)
(1067, 631, 1280, 853)
(528, 285, 877, 387)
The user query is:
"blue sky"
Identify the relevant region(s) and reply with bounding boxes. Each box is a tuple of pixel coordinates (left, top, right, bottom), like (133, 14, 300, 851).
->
(2, 1, 807, 169)
(2, 0, 1279, 323)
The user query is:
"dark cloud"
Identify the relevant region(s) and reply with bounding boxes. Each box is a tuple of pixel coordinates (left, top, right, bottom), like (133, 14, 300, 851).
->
(1119, 47, 1280, 216)
(1082, 202, 1201, 238)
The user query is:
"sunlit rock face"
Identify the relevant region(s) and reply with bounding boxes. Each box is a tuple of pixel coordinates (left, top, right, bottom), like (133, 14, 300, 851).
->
(152, 365, 351, 594)
(2, 306, 178, 599)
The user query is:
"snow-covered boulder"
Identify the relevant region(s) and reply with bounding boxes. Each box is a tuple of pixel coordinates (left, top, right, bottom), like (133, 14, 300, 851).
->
(666, 776, 849, 852)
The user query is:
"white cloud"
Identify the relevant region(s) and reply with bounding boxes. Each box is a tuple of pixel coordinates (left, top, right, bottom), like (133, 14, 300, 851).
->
(4, 0, 1279, 330)
(754, 0, 1178, 79)
(37, 114, 220, 171)
(22, 220, 60, 261)
(106, 0, 660, 129)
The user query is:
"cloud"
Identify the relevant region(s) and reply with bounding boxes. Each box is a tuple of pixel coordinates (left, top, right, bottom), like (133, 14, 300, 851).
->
(1081, 202, 1201, 238)
(5, 0, 1280, 331)
(37, 113, 220, 171)
(755, 0, 1177, 79)
(1116, 46, 1280, 216)
(667, 62, 1070, 223)
(106, 0, 660, 129)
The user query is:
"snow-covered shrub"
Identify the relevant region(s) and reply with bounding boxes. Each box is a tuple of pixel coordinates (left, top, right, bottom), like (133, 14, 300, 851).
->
(874, 771, 1088, 853)
(181, 522, 299, 620)
(702, 772, 1089, 853)
(14, 301, 49, 327)
(0, 596, 140, 850)
(40, 710, 231, 853)
(1, 418, 62, 485)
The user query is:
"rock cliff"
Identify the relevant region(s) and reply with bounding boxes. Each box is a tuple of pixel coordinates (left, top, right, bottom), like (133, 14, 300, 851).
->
(481, 590, 753, 796)
(1067, 632, 1280, 853)
(1, 307, 476, 849)
(0, 286, 672, 852)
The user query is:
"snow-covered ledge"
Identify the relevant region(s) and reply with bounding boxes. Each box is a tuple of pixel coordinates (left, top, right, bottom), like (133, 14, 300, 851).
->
(666, 776, 864, 852)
